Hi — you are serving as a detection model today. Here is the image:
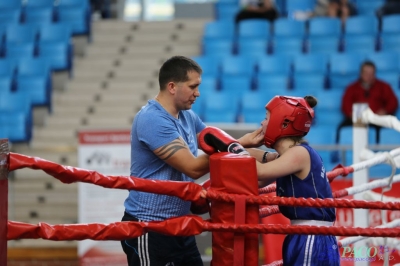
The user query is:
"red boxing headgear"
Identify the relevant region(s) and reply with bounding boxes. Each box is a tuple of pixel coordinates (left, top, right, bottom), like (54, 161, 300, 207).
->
(264, 96, 314, 148)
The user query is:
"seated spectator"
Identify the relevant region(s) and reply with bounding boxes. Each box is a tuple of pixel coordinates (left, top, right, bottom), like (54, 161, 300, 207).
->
(377, 0, 400, 17)
(235, 0, 278, 25)
(335, 61, 399, 145)
(328, 0, 356, 23)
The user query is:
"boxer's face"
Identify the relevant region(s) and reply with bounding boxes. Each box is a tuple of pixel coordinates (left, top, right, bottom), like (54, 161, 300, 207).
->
(175, 71, 201, 110)
(261, 111, 270, 136)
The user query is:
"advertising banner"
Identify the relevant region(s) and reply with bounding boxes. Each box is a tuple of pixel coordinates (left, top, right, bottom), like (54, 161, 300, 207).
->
(78, 130, 131, 266)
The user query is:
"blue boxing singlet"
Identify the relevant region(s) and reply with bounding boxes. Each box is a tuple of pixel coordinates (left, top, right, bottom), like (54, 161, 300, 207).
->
(276, 143, 339, 266)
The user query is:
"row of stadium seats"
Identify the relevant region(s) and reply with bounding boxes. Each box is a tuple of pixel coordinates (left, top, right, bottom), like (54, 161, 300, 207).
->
(0, 0, 91, 143)
(192, 88, 400, 127)
(206, 15, 400, 40)
(0, 23, 73, 75)
(193, 52, 400, 90)
(203, 14, 400, 56)
(0, 0, 91, 37)
(215, 0, 385, 19)
(203, 34, 400, 56)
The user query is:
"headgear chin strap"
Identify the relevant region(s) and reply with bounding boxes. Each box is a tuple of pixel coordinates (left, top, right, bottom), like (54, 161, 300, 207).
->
(264, 96, 314, 148)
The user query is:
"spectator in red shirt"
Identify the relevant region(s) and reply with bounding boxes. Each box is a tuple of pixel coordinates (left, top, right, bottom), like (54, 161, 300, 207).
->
(335, 61, 398, 144)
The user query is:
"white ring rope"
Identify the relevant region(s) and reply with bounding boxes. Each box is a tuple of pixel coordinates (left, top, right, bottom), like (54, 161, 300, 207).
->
(344, 174, 400, 196)
(361, 107, 400, 132)
(351, 147, 400, 173)
(363, 190, 400, 203)
(338, 218, 400, 247)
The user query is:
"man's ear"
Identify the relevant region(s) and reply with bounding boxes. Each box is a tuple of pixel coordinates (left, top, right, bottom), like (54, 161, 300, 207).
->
(167, 81, 176, 95)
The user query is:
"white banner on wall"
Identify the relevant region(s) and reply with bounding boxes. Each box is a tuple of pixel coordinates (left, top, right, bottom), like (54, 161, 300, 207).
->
(78, 130, 131, 266)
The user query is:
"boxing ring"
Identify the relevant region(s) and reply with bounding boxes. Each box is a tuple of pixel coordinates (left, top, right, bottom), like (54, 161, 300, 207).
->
(1, 106, 400, 266)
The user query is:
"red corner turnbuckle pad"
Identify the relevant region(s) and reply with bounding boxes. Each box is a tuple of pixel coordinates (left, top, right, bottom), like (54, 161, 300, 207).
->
(209, 153, 259, 266)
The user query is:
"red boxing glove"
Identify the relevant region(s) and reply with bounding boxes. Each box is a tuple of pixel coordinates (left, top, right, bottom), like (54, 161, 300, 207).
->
(199, 126, 249, 156)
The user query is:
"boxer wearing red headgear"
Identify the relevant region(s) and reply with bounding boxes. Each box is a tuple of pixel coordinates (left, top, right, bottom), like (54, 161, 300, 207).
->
(263, 95, 314, 148)
(200, 95, 339, 266)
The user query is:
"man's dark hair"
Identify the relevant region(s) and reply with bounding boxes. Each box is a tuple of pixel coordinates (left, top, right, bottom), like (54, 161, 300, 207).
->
(158, 56, 202, 90)
(360, 60, 376, 72)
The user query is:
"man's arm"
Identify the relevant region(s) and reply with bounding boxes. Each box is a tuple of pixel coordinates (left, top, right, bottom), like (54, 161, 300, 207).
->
(153, 137, 209, 180)
(383, 84, 399, 115)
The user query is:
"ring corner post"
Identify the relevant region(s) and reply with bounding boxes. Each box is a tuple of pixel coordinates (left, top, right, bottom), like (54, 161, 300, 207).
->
(352, 104, 369, 266)
(209, 153, 259, 266)
(0, 138, 9, 266)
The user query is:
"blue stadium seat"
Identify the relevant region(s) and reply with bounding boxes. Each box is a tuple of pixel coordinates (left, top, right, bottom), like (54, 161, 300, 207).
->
(329, 53, 365, 88)
(286, 0, 316, 19)
(203, 21, 235, 41)
(293, 53, 328, 74)
(199, 76, 218, 97)
(17, 58, 52, 111)
(221, 55, 256, 76)
(4, 43, 35, 60)
(379, 128, 400, 144)
(39, 22, 68, 40)
(237, 38, 268, 57)
(314, 90, 342, 112)
(376, 72, 399, 90)
(191, 94, 204, 119)
(23, 7, 55, 25)
(0, 111, 30, 142)
(356, 0, 385, 16)
(25, 0, 56, 8)
(5, 24, 38, 45)
(38, 42, 72, 75)
(0, 0, 22, 9)
(369, 164, 400, 179)
(256, 74, 290, 91)
(314, 109, 342, 127)
(0, 8, 21, 24)
(344, 15, 379, 36)
(257, 54, 292, 75)
(293, 73, 325, 90)
(308, 17, 342, 37)
(0, 76, 12, 94)
(343, 35, 377, 53)
(220, 75, 252, 96)
(307, 36, 340, 55)
(271, 36, 304, 55)
(273, 18, 306, 38)
(0, 125, 8, 139)
(202, 39, 233, 57)
(0, 91, 33, 131)
(305, 125, 335, 145)
(57, 6, 91, 37)
(380, 34, 400, 53)
(240, 90, 269, 124)
(203, 91, 239, 123)
(379, 128, 400, 145)
(192, 55, 221, 78)
(367, 51, 399, 72)
(0, 58, 17, 78)
(215, 3, 239, 21)
(382, 14, 400, 34)
(238, 19, 271, 40)
(339, 127, 377, 145)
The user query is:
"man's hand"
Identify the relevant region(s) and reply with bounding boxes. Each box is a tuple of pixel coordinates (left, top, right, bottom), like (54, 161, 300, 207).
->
(238, 127, 264, 148)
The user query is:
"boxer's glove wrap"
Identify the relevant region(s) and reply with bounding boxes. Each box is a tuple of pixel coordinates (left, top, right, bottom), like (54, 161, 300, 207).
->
(227, 142, 250, 156)
(199, 126, 249, 155)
